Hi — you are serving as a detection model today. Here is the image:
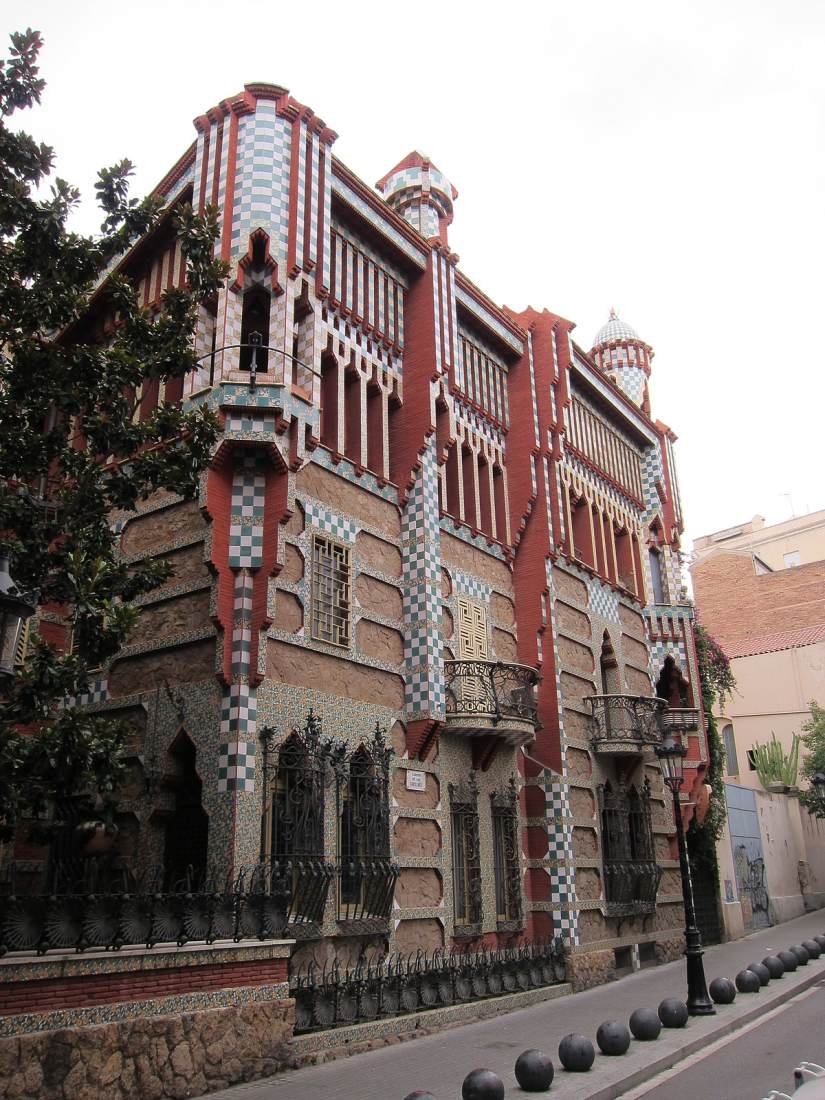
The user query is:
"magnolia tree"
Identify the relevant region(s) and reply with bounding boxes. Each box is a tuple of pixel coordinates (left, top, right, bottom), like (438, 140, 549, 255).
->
(0, 30, 227, 839)
(799, 702, 825, 818)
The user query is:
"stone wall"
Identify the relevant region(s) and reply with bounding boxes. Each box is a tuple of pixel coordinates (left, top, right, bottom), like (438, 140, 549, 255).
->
(0, 999, 294, 1100)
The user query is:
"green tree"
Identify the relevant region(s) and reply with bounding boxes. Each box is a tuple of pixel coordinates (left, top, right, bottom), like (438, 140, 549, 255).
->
(798, 702, 825, 818)
(687, 623, 736, 875)
(0, 30, 227, 838)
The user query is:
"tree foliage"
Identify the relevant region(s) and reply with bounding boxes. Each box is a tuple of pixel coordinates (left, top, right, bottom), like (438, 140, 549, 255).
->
(798, 702, 825, 818)
(0, 30, 228, 837)
(687, 623, 736, 873)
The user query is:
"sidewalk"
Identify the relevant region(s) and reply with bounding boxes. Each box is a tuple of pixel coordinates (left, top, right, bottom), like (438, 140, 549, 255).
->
(207, 910, 825, 1100)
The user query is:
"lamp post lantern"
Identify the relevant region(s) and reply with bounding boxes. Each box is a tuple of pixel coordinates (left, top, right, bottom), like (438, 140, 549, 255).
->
(0, 555, 36, 684)
(654, 729, 716, 1016)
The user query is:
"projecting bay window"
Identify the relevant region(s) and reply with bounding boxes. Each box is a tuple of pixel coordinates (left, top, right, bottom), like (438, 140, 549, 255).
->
(491, 781, 523, 930)
(598, 780, 660, 917)
(310, 534, 351, 647)
(450, 773, 482, 936)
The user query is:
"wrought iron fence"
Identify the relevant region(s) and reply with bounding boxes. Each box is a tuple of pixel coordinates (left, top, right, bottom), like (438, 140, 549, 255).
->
(290, 939, 567, 1033)
(444, 661, 540, 726)
(586, 694, 666, 745)
(0, 860, 290, 956)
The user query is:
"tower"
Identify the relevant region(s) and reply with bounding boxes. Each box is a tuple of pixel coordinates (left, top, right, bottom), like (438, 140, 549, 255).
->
(376, 151, 457, 246)
(591, 309, 654, 414)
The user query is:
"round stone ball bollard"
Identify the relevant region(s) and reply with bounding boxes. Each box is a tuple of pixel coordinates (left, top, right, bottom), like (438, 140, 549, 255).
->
(629, 1008, 662, 1041)
(558, 1033, 596, 1072)
(762, 955, 786, 978)
(514, 1050, 555, 1092)
(404, 1094, 436, 1100)
(747, 962, 771, 986)
(658, 998, 689, 1028)
(735, 969, 761, 994)
(790, 944, 810, 965)
(814, 934, 825, 951)
(778, 949, 799, 972)
(802, 939, 822, 960)
(709, 977, 737, 1005)
(461, 1069, 505, 1100)
(596, 1021, 632, 1056)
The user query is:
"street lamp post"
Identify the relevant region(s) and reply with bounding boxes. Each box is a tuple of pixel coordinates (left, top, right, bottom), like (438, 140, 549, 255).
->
(655, 729, 716, 1016)
(0, 555, 36, 684)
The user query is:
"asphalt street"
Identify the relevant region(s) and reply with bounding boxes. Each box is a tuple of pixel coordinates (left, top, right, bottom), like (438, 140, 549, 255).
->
(624, 978, 825, 1100)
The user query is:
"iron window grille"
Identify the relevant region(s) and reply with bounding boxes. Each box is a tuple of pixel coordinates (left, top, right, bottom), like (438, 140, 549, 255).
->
(310, 534, 351, 648)
(335, 725, 397, 929)
(598, 779, 661, 918)
(450, 771, 482, 936)
(260, 712, 341, 937)
(491, 778, 523, 930)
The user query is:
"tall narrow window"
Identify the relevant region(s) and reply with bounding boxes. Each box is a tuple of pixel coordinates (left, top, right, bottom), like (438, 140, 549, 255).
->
(337, 727, 396, 925)
(450, 773, 482, 934)
(491, 780, 523, 929)
(722, 723, 739, 776)
(648, 548, 666, 604)
(261, 715, 334, 930)
(599, 780, 660, 916)
(239, 285, 271, 372)
(310, 535, 351, 647)
(163, 731, 209, 890)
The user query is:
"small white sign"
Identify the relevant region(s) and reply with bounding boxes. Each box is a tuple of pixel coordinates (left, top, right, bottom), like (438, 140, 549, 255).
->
(406, 770, 427, 792)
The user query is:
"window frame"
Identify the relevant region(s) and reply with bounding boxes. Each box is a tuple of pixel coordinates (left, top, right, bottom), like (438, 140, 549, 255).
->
(310, 533, 352, 648)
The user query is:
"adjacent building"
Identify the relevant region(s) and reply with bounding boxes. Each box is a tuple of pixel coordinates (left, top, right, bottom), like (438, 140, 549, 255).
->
(5, 83, 710, 1049)
(692, 511, 825, 937)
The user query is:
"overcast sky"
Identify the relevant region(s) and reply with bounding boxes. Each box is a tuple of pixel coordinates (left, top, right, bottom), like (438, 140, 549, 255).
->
(13, 0, 825, 549)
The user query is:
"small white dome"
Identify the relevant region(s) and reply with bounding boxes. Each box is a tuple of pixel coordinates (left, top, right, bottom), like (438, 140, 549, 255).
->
(593, 310, 640, 347)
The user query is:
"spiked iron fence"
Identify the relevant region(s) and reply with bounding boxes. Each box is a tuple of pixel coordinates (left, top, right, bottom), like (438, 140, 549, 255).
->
(0, 860, 290, 956)
(290, 939, 567, 1033)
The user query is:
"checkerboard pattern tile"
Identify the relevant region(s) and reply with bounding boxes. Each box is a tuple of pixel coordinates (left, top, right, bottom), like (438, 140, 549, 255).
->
(232, 104, 291, 261)
(304, 500, 358, 544)
(228, 455, 266, 569)
(451, 570, 492, 604)
(218, 569, 258, 793)
(226, 413, 278, 434)
(648, 638, 687, 683)
(641, 446, 664, 523)
(403, 442, 444, 720)
(587, 577, 620, 624)
(64, 677, 109, 709)
(609, 365, 646, 405)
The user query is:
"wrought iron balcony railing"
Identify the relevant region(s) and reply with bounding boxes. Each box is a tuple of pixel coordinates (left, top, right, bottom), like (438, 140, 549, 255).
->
(0, 860, 290, 956)
(269, 857, 334, 939)
(659, 706, 700, 733)
(585, 694, 667, 754)
(602, 859, 662, 917)
(337, 857, 399, 932)
(444, 661, 540, 743)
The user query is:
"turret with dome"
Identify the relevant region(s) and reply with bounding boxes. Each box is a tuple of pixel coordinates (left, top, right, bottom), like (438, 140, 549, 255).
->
(590, 308, 654, 415)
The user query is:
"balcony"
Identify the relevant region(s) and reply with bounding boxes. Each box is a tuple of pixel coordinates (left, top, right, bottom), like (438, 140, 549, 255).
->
(585, 694, 667, 755)
(659, 706, 700, 733)
(444, 661, 540, 746)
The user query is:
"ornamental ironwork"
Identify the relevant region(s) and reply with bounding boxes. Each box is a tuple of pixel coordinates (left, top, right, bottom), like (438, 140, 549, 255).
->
(444, 661, 540, 727)
(290, 939, 567, 1033)
(586, 694, 667, 749)
(491, 778, 523, 931)
(598, 780, 661, 918)
(260, 713, 341, 937)
(449, 772, 482, 936)
(0, 860, 289, 956)
(336, 724, 398, 928)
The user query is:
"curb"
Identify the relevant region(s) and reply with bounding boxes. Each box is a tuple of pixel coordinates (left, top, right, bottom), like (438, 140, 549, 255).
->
(572, 964, 825, 1100)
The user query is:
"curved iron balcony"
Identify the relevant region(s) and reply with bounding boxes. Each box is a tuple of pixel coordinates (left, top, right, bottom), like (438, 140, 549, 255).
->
(585, 694, 667, 755)
(444, 660, 540, 746)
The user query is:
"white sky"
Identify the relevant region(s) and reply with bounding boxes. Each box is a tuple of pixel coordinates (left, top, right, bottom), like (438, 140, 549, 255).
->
(13, 0, 825, 549)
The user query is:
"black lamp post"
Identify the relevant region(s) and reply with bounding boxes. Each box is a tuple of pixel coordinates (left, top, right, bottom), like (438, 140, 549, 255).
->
(654, 728, 716, 1016)
(0, 555, 36, 684)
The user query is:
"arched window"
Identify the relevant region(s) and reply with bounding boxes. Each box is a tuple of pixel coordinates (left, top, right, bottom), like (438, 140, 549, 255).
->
(599, 780, 660, 916)
(648, 547, 666, 604)
(655, 655, 691, 708)
(721, 722, 739, 776)
(162, 730, 209, 890)
(239, 285, 271, 373)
